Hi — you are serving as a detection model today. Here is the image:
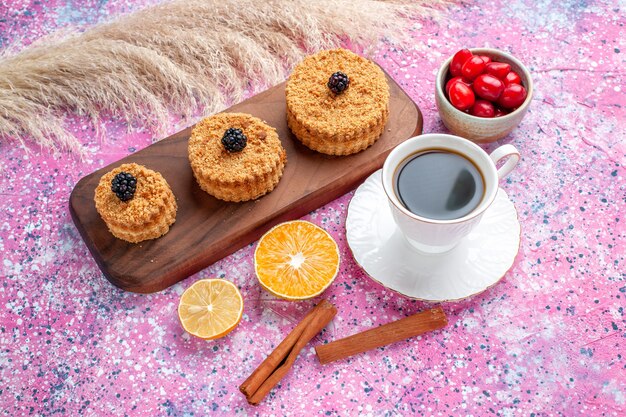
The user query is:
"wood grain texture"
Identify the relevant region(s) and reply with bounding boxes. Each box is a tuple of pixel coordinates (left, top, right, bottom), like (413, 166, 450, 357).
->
(69, 74, 422, 293)
(315, 307, 448, 364)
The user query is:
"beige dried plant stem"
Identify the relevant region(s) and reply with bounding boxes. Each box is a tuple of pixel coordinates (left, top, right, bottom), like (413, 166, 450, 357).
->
(0, 0, 451, 154)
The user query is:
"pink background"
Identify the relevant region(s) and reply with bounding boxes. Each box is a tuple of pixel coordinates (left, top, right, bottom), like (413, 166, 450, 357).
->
(0, 1, 624, 416)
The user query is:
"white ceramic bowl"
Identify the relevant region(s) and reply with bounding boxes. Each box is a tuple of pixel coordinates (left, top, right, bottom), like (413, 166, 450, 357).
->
(435, 48, 533, 143)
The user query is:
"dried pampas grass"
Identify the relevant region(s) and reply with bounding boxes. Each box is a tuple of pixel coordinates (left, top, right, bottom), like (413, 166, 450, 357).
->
(0, 0, 451, 154)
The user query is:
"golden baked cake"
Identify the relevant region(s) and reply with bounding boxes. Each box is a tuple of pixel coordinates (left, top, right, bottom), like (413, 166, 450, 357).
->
(94, 163, 177, 243)
(188, 112, 287, 202)
(286, 48, 390, 156)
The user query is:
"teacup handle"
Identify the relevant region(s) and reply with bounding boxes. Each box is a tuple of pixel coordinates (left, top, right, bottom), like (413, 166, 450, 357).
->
(490, 144, 520, 179)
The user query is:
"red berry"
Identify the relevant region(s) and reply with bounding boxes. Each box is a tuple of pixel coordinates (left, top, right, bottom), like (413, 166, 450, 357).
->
(461, 56, 487, 81)
(504, 71, 522, 85)
(473, 74, 505, 101)
(497, 84, 527, 109)
(479, 55, 492, 64)
(494, 107, 508, 117)
(450, 49, 473, 77)
(470, 100, 495, 118)
(485, 62, 511, 80)
(445, 76, 472, 96)
(449, 82, 475, 111)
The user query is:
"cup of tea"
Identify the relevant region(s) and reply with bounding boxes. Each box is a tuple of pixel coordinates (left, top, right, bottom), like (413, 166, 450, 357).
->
(381, 133, 519, 253)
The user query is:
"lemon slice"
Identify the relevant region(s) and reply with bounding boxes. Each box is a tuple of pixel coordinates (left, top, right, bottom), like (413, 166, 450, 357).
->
(178, 279, 243, 339)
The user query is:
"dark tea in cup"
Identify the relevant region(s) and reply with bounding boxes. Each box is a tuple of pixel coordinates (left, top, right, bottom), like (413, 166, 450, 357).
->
(394, 149, 485, 221)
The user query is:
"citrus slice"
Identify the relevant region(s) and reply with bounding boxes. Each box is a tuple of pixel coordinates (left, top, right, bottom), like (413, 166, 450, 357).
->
(177, 279, 243, 340)
(254, 220, 340, 300)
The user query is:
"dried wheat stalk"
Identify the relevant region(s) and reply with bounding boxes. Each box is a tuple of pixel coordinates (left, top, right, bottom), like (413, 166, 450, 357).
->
(0, 0, 451, 154)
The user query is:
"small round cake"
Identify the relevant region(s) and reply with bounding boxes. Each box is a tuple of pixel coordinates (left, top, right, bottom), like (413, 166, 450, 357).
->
(94, 163, 177, 243)
(188, 112, 287, 202)
(286, 48, 390, 156)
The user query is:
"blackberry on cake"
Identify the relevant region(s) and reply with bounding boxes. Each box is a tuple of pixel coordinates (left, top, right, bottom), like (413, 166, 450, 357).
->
(327, 71, 350, 95)
(111, 171, 137, 202)
(221, 128, 247, 153)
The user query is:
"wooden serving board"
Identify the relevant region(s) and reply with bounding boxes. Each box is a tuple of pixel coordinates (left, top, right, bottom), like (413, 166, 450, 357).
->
(70, 74, 422, 293)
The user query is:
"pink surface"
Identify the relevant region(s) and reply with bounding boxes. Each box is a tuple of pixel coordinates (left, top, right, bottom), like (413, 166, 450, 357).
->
(1, 1, 625, 416)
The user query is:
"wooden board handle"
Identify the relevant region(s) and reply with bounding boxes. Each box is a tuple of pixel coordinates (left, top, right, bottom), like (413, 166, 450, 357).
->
(315, 307, 447, 364)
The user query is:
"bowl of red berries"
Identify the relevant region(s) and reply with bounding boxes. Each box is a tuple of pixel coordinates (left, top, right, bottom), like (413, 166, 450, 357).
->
(435, 48, 533, 143)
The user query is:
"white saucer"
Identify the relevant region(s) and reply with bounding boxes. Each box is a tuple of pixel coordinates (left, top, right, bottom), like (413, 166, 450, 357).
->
(346, 170, 521, 302)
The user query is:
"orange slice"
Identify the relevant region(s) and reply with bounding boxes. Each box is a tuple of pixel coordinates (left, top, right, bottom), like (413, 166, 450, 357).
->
(254, 220, 340, 300)
(178, 279, 243, 339)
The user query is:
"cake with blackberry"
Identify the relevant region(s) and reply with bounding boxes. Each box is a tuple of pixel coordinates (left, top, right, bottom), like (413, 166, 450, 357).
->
(94, 163, 177, 243)
(188, 112, 287, 202)
(286, 48, 390, 156)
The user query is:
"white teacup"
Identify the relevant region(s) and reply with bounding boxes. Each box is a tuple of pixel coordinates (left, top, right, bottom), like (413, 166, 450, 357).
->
(381, 133, 519, 254)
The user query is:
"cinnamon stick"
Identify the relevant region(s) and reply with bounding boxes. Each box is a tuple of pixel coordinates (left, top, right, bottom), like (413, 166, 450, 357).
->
(239, 303, 316, 398)
(315, 307, 447, 364)
(239, 299, 336, 405)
